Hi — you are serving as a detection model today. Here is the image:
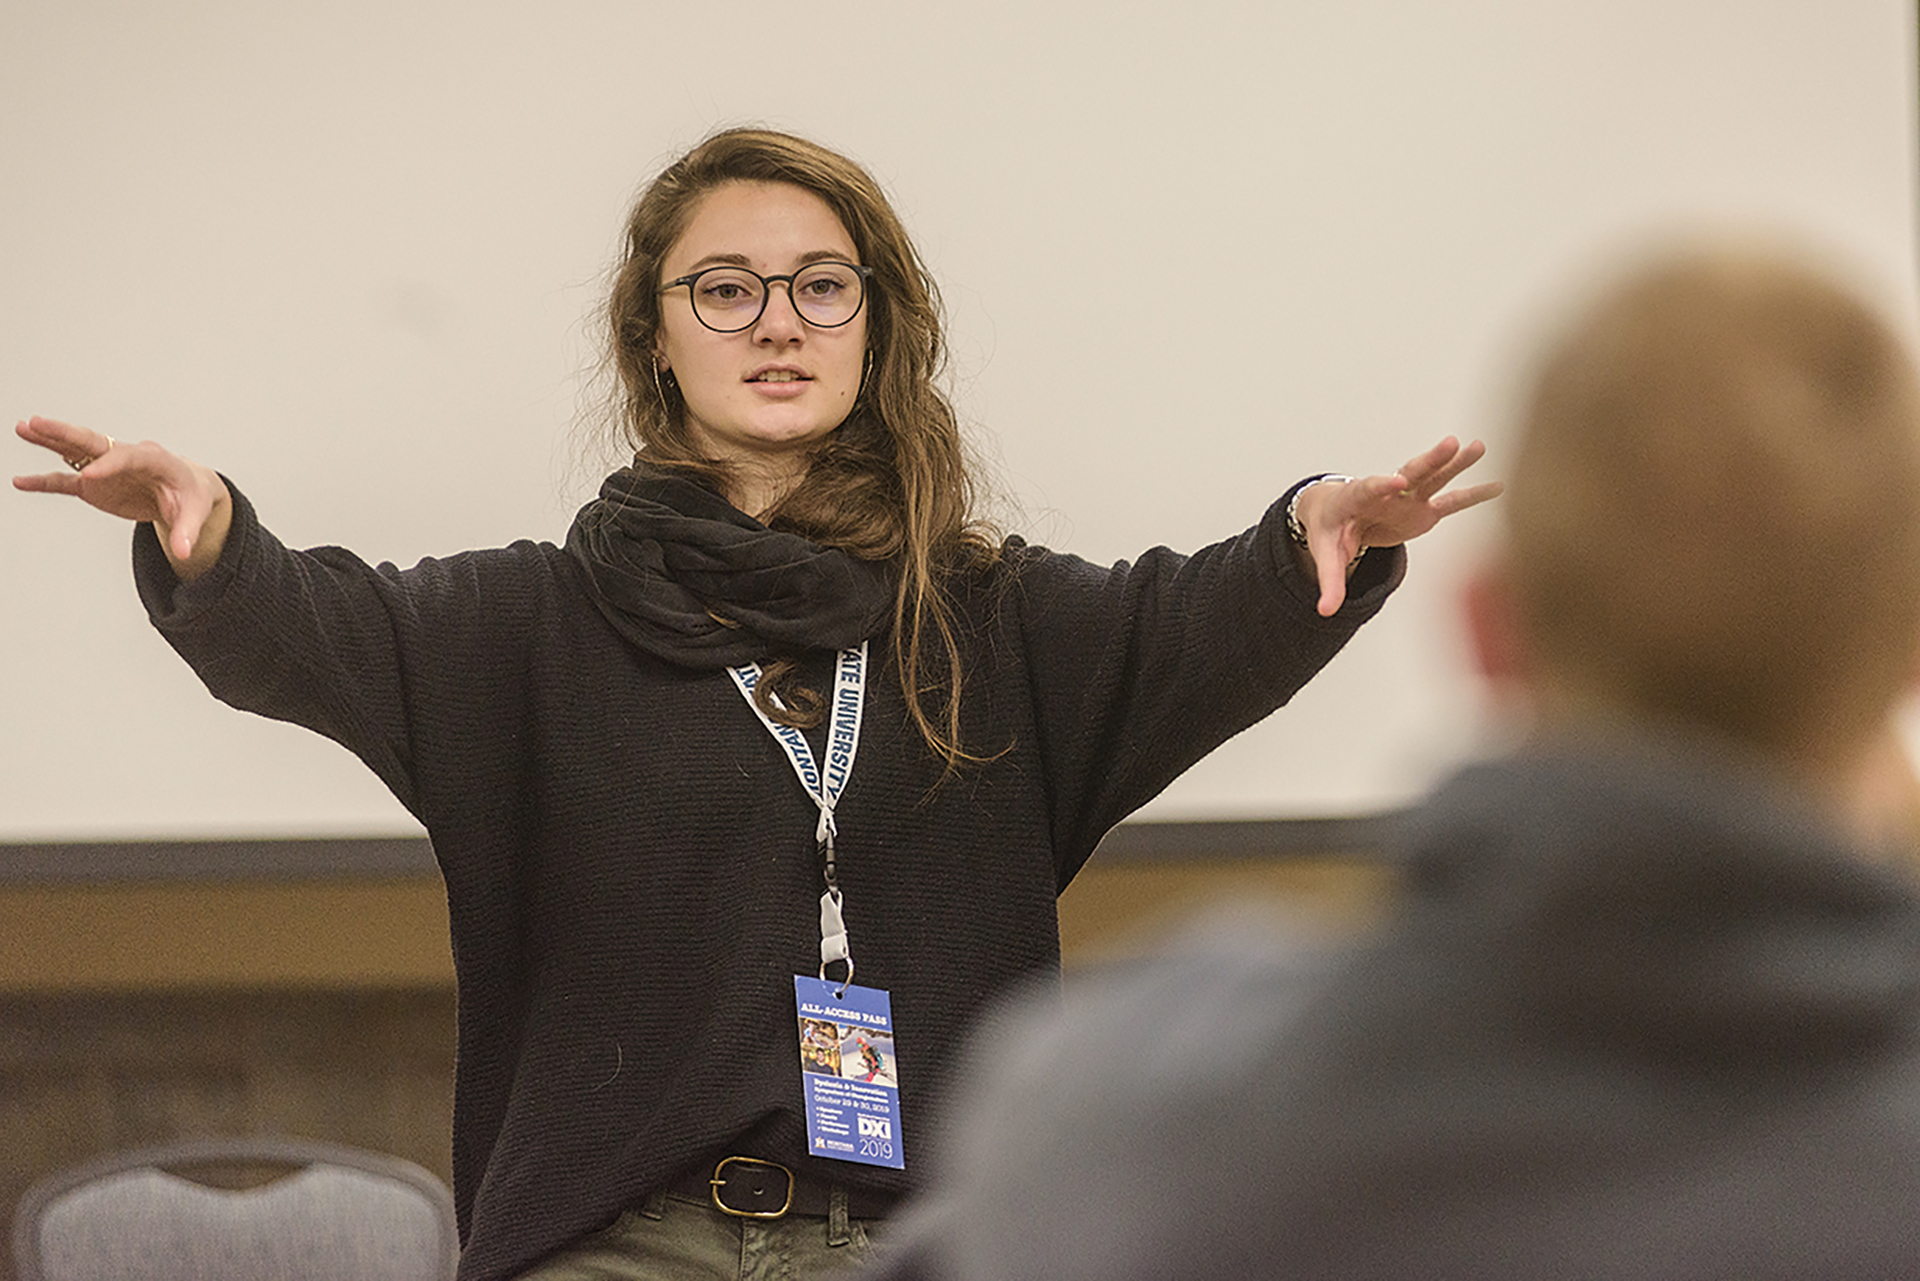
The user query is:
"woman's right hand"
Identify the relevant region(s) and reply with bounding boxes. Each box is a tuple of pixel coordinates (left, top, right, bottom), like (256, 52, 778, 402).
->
(13, 415, 233, 581)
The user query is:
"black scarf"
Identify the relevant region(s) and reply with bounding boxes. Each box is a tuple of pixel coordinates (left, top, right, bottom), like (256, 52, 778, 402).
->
(564, 465, 896, 668)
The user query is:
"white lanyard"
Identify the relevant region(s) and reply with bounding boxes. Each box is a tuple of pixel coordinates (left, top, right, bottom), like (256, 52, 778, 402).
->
(729, 642, 868, 986)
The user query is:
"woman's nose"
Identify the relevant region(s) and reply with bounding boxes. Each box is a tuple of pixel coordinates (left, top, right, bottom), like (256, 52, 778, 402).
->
(752, 281, 807, 341)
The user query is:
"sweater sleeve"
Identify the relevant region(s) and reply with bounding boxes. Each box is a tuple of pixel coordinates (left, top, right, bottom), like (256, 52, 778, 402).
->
(131, 480, 540, 821)
(1006, 492, 1406, 885)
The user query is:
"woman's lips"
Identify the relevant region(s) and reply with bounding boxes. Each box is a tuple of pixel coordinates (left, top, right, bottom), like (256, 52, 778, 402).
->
(746, 368, 813, 396)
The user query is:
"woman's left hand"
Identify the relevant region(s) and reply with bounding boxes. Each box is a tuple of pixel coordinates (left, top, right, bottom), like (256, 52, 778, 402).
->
(1293, 435, 1503, 617)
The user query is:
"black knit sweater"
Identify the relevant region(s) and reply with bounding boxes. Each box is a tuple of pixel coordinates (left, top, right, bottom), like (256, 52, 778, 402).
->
(133, 482, 1403, 1280)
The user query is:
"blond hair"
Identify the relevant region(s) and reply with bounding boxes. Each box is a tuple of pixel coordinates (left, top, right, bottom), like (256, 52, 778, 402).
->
(1507, 242, 1920, 760)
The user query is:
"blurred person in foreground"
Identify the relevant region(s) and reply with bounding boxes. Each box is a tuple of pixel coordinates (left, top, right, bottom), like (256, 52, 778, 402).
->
(865, 240, 1920, 1281)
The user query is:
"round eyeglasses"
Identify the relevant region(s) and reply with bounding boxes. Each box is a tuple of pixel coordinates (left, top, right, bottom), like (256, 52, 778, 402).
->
(660, 261, 875, 334)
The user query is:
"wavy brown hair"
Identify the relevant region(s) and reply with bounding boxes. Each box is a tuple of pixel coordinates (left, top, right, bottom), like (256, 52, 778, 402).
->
(604, 126, 1000, 768)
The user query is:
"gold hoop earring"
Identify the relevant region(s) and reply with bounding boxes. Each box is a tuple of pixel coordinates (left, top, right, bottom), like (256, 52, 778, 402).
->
(652, 364, 675, 411)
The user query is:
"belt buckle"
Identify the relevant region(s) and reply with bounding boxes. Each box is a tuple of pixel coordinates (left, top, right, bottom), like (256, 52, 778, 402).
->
(709, 1156, 794, 1219)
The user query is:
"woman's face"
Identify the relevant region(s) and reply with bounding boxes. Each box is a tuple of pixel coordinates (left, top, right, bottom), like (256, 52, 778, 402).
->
(654, 181, 869, 496)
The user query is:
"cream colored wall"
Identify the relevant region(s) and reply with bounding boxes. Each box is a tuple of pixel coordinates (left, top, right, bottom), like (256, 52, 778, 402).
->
(5, 0, 1914, 843)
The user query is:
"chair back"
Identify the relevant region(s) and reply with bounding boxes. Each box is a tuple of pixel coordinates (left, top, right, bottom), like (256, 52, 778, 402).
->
(11, 1135, 458, 1281)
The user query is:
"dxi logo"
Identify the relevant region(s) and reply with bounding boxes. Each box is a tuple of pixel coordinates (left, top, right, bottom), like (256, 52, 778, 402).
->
(858, 1115, 892, 1139)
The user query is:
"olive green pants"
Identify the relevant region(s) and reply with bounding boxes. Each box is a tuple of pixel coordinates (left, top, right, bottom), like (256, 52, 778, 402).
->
(516, 1191, 885, 1280)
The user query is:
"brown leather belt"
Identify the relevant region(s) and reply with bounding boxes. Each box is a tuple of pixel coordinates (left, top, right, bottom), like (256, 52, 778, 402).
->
(669, 1155, 898, 1220)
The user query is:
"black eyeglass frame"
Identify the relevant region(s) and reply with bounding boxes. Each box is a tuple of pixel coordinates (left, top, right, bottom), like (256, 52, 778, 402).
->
(659, 262, 876, 334)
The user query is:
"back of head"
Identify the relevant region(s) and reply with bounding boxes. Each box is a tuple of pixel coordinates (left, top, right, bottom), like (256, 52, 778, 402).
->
(1506, 240, 1920, 762)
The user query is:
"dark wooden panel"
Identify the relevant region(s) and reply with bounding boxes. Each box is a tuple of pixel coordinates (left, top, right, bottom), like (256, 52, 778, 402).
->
(0, 988, 454, 1281)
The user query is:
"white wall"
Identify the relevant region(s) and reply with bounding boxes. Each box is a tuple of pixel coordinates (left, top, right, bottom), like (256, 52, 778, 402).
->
(3, 0, 1915, 840)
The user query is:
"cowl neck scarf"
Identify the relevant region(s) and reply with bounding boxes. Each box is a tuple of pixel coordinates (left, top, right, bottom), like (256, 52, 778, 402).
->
(565, 464, 896, 668)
